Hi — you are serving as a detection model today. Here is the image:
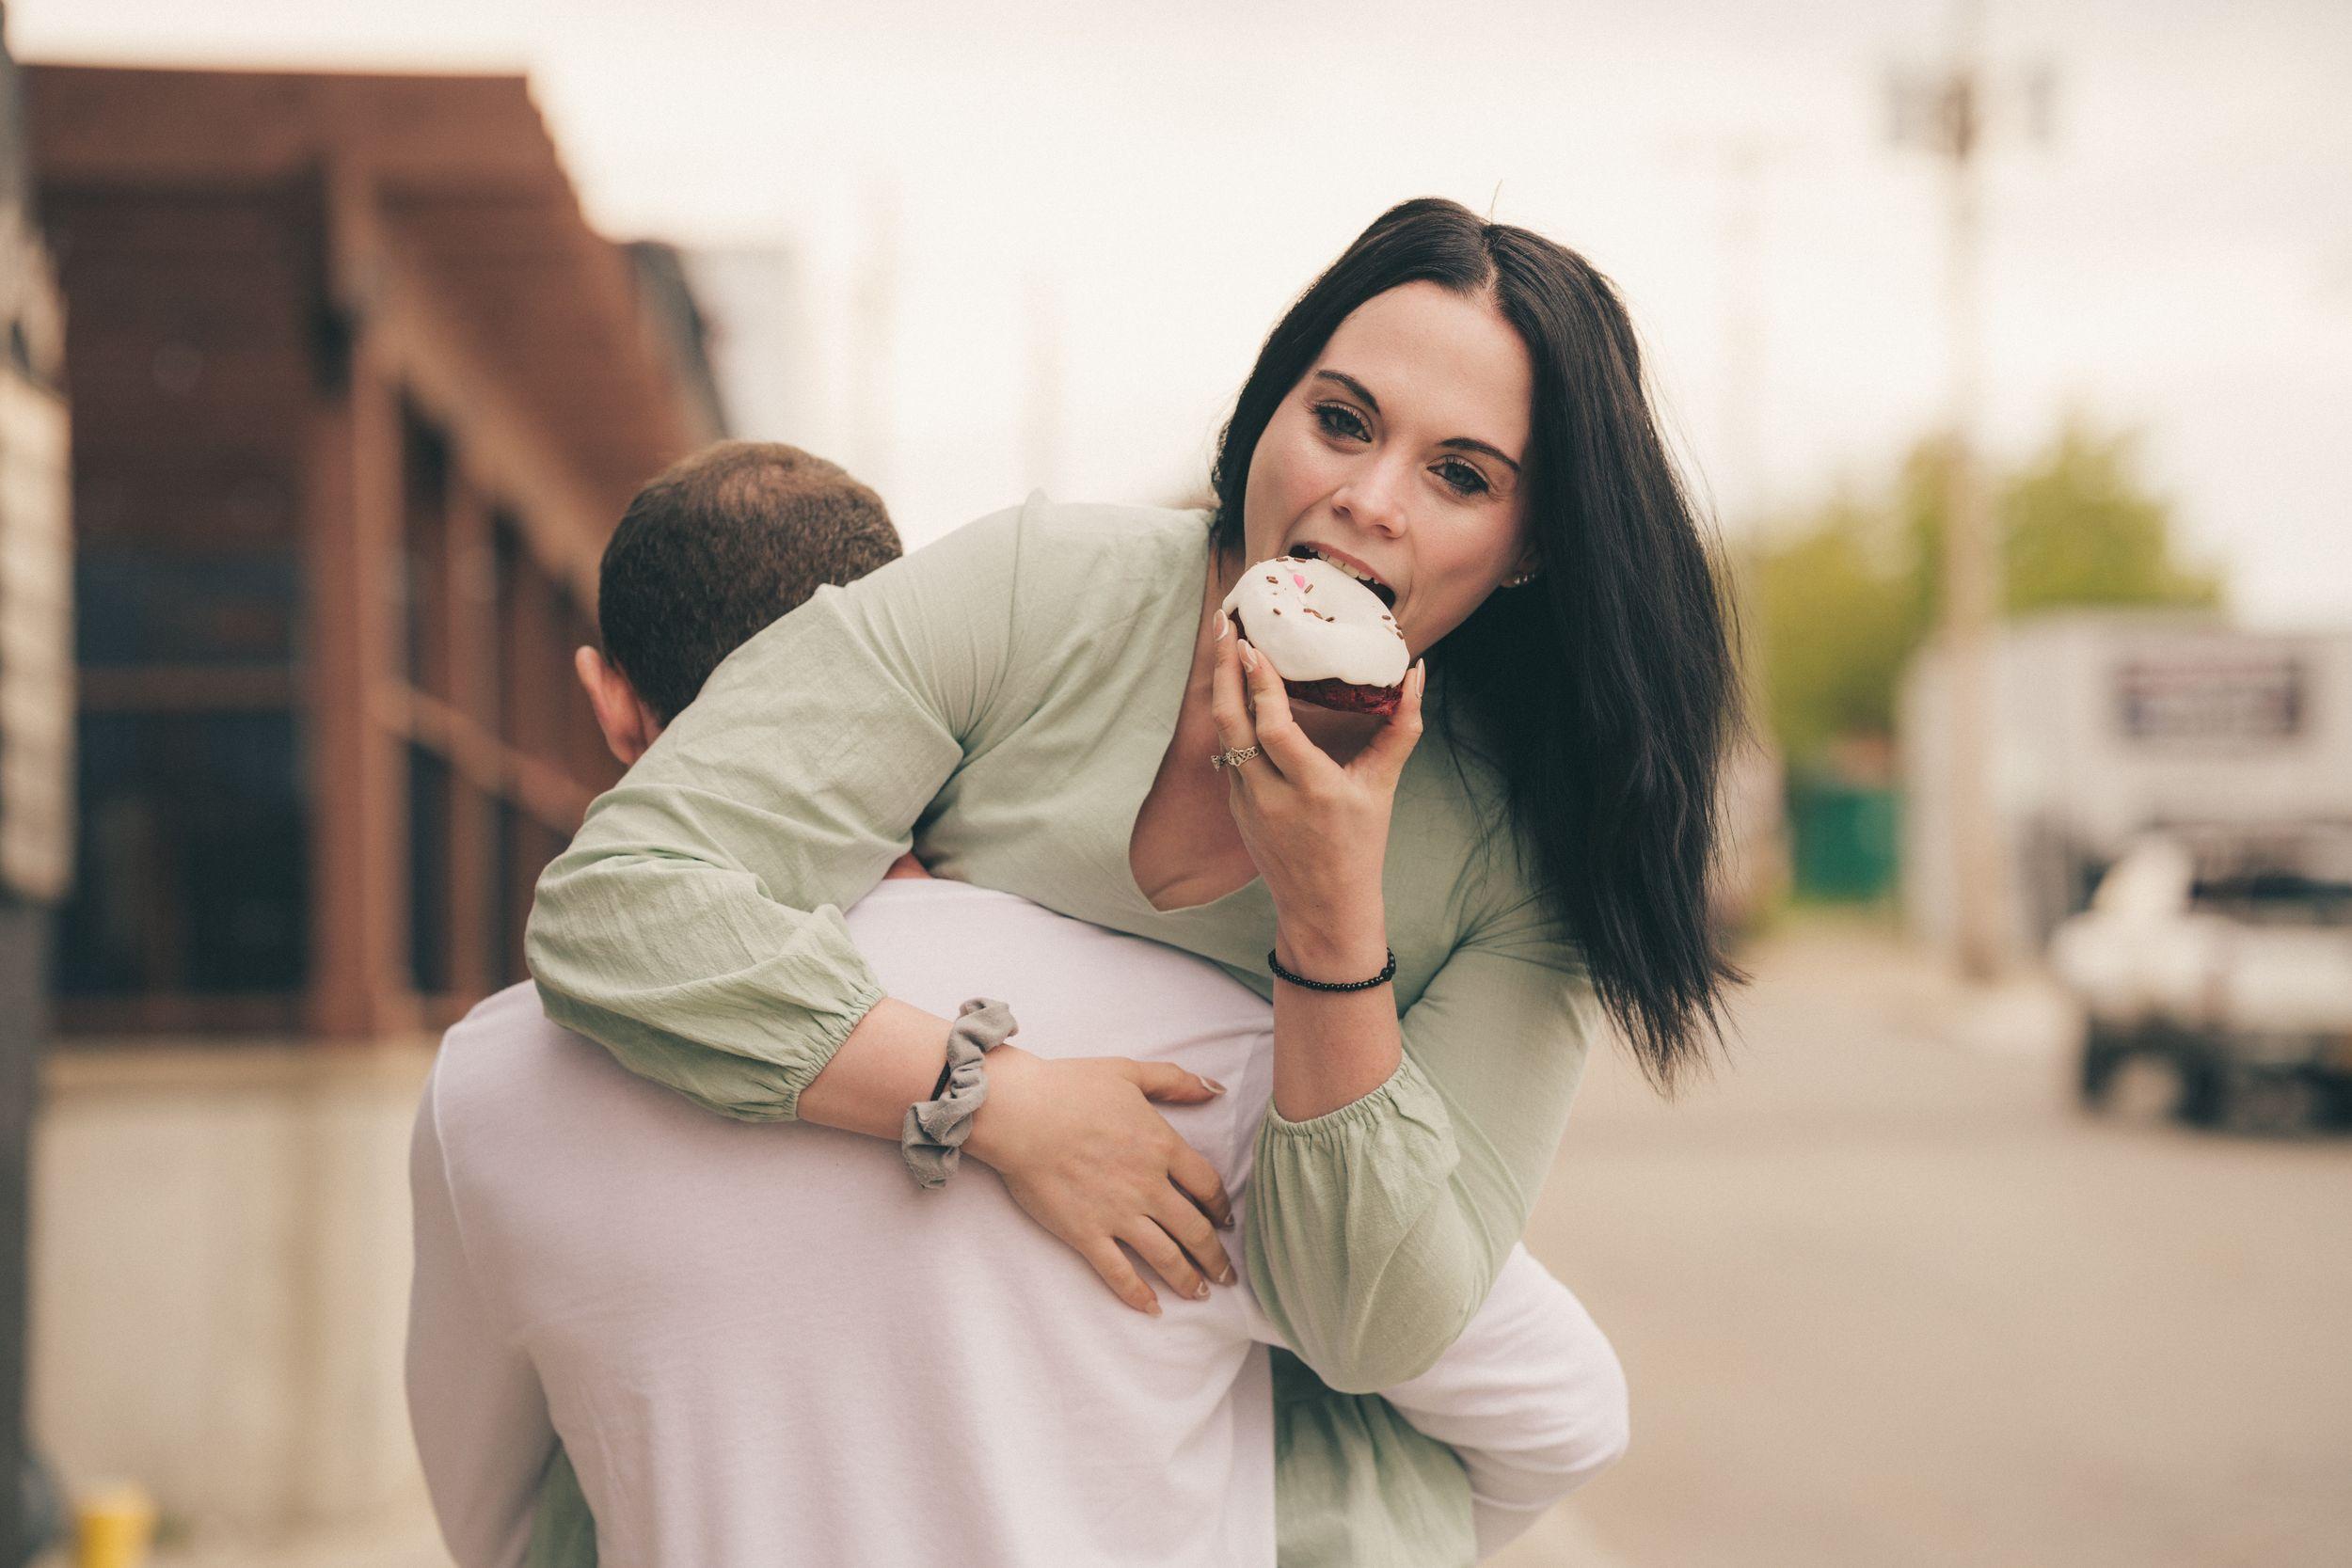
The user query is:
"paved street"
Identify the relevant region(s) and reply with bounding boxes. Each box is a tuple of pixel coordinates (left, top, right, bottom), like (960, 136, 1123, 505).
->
(1499, 915, 2352, 1568)
(103, 917, 2349, 1568)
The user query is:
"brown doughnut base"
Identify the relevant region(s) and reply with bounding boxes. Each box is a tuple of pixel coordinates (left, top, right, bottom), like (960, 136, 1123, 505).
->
(1283, 676, 1403, 717)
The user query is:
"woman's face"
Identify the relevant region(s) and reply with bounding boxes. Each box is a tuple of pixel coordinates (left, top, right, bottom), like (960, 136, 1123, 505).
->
(1240, 280, 1535, 660)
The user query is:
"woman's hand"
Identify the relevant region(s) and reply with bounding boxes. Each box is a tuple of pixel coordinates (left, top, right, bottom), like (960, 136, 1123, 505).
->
(964, 1045, 1238, 1315)
(1210, 613, 1426, 967)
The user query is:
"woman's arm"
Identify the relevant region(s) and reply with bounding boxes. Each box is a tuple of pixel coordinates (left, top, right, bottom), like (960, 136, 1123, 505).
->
(1247, 888, 1598, 1393)
(526, 500, 1236, 1307)
(526, 507, 1022, 1118)
(1209, 619, 1423, 1123)
(1205, 613, 1594, 1389)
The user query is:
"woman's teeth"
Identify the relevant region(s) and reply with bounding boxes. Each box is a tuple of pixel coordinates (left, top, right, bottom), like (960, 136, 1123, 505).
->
(1294, 547, 1396, 608)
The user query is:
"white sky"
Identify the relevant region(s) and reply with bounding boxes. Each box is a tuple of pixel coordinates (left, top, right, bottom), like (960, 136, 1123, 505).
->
(17, 0, 2351, 623)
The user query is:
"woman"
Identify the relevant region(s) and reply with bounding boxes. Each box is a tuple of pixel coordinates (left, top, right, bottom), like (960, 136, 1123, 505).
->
(529, 194, 1735, 1426)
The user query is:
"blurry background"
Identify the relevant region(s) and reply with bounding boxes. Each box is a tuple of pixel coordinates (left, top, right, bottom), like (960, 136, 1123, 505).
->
(0, 0, 2345, 1563)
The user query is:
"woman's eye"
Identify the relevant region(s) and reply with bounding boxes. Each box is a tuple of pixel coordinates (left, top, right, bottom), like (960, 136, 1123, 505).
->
(1435, 459, 1489, 498)
(1313, 403, 1371, 442)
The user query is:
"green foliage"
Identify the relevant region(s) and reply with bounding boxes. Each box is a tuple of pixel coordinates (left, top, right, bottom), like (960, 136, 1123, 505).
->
(1756, 498, 1916, 762)
(1755, 418, 2222, 767)
(1998, 425, 2223, 613)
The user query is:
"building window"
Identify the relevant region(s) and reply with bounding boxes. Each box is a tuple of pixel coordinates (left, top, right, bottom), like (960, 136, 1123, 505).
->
(57, 710, 307, 997)
(407, 743, 453, 998)
(77, 546, 299, 669)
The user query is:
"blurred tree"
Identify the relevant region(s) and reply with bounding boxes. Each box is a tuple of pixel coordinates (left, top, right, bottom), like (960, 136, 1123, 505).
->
(1758, 417, 2222, 768)
(1756, 495, 1918, 764)
(1998, 423, 2224, 613)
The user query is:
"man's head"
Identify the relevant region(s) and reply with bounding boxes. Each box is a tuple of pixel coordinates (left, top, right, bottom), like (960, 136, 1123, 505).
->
(576, 441, 901, 764)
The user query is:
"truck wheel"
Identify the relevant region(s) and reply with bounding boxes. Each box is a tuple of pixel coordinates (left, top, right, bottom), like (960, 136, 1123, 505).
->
(2209, 1069, 2322, 1137)
(2079, 1046, 2114, 1108)
(2178, 1061, 2225, 1129)
(2078, 1029, 2126, 1109)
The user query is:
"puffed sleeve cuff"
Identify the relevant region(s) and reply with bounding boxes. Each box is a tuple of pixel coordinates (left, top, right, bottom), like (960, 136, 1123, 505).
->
(534, 967, 885, 1127)
(765, 968, 888, 1122)
(1260, 1050, 1456, 1146)
(530, 892, 890, 1125)
(1248, 1053, 1485, 1392)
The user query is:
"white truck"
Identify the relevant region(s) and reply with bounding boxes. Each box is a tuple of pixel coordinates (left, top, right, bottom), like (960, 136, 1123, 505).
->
(2049, 829, 2352, 1132)
(1901, 614, 2352, 958)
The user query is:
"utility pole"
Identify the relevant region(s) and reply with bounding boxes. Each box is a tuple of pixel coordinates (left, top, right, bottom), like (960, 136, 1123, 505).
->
(1891, 1, 2052, 982)
(1712, 139, 1775, 707)
(1715, 139, 1772, 548)
(1710, 136, 1793, 926)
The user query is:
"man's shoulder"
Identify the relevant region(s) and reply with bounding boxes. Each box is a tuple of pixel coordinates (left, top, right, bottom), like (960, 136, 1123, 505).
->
(439, 980, 566, 1060)
(429, 982, 603, 1136)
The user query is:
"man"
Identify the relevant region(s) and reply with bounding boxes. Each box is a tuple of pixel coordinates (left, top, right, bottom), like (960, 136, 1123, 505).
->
(407, 443, 1628, 1566)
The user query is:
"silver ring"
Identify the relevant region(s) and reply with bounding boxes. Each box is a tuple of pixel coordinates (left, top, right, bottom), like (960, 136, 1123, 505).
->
(1211, 745, 1263, 770)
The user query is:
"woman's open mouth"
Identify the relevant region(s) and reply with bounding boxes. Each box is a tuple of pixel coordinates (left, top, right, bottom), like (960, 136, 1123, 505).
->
(1290, 543, 1397, 610)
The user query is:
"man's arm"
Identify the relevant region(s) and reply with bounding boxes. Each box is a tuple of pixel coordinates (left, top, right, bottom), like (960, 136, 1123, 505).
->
(406, 1070, 561, 1568)
(1375, 1246, 1630, 1558)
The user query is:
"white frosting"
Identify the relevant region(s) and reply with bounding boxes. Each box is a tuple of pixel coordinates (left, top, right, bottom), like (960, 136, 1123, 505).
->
(1220, 555, 1410, 689)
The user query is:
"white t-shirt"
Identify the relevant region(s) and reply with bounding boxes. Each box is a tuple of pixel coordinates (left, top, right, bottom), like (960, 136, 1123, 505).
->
(409, 879, 1625, 1567)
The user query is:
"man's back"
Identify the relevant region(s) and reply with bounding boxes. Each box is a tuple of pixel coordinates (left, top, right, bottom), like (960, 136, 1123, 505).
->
(417, 880, 1279, 1566)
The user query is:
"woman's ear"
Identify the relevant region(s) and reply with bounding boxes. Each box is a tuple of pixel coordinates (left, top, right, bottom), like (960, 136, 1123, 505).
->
(574, 645, 663, 766)
(1505, 531, 1542, 588)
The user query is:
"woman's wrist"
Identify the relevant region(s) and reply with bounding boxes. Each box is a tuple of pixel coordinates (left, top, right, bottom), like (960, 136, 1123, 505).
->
(1272, 915, 1391, 984)
(898, 999, 1018, 1189)
(797, 996, 960, 1141)
(960, 1044, 1040, 1169)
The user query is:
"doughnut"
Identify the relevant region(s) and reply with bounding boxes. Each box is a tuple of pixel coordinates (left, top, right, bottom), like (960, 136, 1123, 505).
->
(1220, 555, 1409, 717)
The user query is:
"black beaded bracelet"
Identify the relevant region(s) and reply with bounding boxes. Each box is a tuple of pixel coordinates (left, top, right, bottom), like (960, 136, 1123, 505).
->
(1267, 946, 1398, 992)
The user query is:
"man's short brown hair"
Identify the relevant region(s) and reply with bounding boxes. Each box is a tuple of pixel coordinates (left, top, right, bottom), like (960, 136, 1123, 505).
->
(597, 441, 902, 721)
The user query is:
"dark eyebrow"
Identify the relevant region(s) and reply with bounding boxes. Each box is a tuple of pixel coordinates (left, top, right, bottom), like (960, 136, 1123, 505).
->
(1311, 369, 1522, 475)
(1438, 436, 1521, 476)
(1312, 370, 1381, 414)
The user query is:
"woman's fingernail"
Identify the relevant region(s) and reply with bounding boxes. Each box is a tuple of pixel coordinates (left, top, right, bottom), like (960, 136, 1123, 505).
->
(1219, 1212, 1236, 1230)
(1217, 1266, 1236, 1285)
(1239, 641, 1259, 673)
(1215, 613, 1231, 641)
(1192, 1282, 1210, 1300)
(1200, 1076, 1227, 1095)
(1144, 1298, 1162, 1317)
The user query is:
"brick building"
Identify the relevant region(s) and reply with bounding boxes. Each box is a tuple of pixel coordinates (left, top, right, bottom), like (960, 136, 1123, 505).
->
(23, 63, 723, 1544)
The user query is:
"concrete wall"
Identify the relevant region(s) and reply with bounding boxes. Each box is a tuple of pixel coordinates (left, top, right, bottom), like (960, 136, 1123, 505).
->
(29, 1039, 435, 1543)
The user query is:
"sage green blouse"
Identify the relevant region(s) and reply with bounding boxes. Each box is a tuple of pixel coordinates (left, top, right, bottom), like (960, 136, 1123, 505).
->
(524, 496, 1600, 1557)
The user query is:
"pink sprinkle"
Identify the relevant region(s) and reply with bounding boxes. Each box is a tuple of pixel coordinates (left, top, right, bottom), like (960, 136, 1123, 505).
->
(1291, 573, 1308, 589)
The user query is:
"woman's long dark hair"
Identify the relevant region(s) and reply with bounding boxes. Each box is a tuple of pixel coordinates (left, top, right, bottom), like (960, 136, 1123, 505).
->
(1210, 197, 1742, 1091)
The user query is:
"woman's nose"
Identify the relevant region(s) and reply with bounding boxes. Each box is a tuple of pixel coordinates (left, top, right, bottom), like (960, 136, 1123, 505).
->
(1335, 459, 1410, 538)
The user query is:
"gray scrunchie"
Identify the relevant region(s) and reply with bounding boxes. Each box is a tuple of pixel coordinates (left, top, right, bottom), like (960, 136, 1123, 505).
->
(900, 998, 1017, 1190)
